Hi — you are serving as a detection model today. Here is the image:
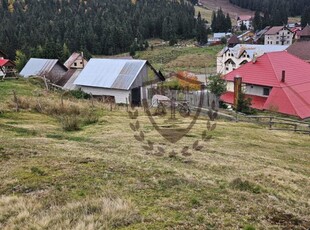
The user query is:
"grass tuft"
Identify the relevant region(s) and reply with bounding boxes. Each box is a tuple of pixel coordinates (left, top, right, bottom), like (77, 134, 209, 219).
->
(230, 178, 263, 194)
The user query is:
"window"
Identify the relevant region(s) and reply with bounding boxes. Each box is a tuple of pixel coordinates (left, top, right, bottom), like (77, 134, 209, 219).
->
(276, 41, 279, 44)
(250, 85, 254, 89)
(263, 88, 270, 96)
(80, 61, 83, 64)
(74, 62, 77, 66)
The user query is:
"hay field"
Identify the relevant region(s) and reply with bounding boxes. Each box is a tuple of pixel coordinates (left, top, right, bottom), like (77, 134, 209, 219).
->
(0, 79, 309, 229)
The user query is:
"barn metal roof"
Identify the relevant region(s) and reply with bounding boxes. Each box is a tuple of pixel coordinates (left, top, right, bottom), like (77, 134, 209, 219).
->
(63, 69, 82, 90)
(20, 58, 66, 77)
(74, 58, 147, 90)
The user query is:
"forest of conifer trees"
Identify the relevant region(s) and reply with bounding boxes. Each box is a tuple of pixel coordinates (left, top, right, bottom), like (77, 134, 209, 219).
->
(229, 0, 309, 17)
(0, 0, 204, 61)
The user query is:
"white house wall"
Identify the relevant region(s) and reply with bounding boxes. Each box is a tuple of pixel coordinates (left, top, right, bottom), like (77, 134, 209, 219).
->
(217, 52, 251, 74)
(264, 29, 293, 45)
(227, 81, 270, 97)
(77, 86, 131, 104)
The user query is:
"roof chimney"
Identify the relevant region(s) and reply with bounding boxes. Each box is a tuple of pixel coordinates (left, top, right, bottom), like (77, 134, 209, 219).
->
(281, 70, 285, 82)
(252, 53, 257, 63)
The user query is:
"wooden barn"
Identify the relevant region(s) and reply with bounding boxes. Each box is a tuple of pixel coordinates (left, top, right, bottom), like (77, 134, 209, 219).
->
(0, 59, 16, 79)
(20, 58, 67, 83)
(73, 58, 165, 105)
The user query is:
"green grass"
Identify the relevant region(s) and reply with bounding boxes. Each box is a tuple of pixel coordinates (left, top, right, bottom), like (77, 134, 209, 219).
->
(135, 44, 223, 74)
(0, 81, 310, 229)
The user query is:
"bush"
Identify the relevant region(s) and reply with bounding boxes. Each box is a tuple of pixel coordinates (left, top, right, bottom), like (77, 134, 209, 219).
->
(59, 115, 80, 131)
(69, 89, 91, 99)
(236, 92, 256, 115)
(83, 112, 99, 125)
(9, 93, 99, 131)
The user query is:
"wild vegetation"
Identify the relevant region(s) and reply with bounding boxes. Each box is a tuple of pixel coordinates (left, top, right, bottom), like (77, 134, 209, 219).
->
(0, 78, 310, 229)
(211, 8, 232, 32)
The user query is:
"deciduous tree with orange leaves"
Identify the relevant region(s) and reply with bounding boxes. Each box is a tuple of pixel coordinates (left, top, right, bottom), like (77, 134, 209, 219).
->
(174, 71, 202, 91)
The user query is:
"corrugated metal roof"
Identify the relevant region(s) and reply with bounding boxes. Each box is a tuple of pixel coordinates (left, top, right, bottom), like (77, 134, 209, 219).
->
(63, 69, 82, 90)
(300, 24, 310, 37)
(74, 58, 147, 90)
(20, 58, 59, 77)
(287, 41, 310, 62)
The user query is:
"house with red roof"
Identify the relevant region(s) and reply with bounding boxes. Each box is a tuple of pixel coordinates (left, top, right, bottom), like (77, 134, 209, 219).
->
(237, 15, 253, 30)
(0, 59, 16, 79)
(264, 26, 293, 45)
(220, 51, 310, 119)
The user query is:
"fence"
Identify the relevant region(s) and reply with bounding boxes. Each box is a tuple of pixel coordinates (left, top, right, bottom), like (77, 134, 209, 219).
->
(235, 114, 310, 134)
(147, 88, 219, 110)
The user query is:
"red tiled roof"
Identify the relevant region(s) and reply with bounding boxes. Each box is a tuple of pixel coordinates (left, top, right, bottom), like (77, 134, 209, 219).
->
(223, 51, 310, 119)
(238, 15, 252, 21)
(0, 59, 15, 67)
(221, 92, 267, 110)
(265, 26, 289, 35)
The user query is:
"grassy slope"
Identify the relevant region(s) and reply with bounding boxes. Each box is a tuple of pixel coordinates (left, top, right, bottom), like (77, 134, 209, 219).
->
(0, 79, 310, 229)
(135, 45, 223, 75)
(197, 0, 301, 25)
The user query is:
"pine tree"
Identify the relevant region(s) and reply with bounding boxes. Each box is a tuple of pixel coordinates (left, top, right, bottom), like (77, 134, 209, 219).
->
(301, 7, 310, 27)
(196, 12, 208, 45)
(225, 13, 232, 32)
(253, 11, 262, 31)
(240, 22, 247, 31)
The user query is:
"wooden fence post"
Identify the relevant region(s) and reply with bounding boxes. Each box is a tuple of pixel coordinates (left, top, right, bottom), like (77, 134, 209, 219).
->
(12, 90, 19, 112)
(269, 117, 273, 129)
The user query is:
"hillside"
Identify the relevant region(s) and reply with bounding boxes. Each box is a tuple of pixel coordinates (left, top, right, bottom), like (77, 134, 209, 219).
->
(135, 43, 223, 74)
(196, 0, 301, 26)
(198, 0, 254, 22)
(0, 79, 310, 229)
(0, 0, 196, 59)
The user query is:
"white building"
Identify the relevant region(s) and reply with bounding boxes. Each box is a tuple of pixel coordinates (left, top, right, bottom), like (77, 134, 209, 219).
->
(237, 15, 253, 30)
(264, 26, 293, 45)
(216, 44, 289, 74)
(73, 59, 165, 105)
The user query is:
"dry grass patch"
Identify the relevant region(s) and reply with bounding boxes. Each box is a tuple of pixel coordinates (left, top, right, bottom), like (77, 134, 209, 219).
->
(0, 195, 140, 230)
